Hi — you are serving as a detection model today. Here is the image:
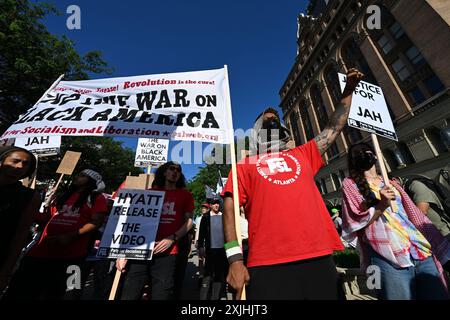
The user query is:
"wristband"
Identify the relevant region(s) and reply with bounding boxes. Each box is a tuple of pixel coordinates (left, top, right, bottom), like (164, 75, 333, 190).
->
(224, 240, 239, 250)
(228, 253, 244, 264)
(226, 245, 243, 264)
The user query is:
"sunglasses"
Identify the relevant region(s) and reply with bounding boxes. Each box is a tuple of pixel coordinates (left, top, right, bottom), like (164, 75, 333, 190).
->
(168, 165, 182, 173)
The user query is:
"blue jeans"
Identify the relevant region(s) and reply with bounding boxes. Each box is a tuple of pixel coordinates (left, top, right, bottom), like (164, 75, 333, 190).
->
(368, 246, 448, 300)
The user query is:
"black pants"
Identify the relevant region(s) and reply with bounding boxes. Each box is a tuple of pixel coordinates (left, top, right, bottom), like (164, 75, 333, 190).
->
(246, 255, 345, 300)
(200, 248, 228, 300)
(4, 256, 84, 300)
(120, 254, 177, 300)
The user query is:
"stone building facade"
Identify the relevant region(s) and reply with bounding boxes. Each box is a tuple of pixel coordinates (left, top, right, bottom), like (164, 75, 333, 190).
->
(280, 0, 450, 207)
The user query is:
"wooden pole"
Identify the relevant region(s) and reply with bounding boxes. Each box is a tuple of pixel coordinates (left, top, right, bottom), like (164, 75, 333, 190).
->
(146, 164, 155, 189)
(53, 173, 65, 191)
(108, 270, 122, 300)
(371, 133, 395, 208)
(30, 155, 38, 189)
(224, 65, 246, 300)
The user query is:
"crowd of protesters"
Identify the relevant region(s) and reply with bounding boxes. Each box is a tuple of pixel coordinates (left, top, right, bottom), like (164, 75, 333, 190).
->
(2, 67, 450, 301)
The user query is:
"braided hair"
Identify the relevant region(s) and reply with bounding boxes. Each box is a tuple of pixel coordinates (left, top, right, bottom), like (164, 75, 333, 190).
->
(347, 143, 379, 209)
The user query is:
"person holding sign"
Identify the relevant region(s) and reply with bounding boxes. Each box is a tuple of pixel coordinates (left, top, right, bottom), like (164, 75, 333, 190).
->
(116, 161, 194, 300)
(222, 68, 363, 300)
(341, 142, 450, 300)
(5, 169, 108, 299)
(0, 146, 40, 293)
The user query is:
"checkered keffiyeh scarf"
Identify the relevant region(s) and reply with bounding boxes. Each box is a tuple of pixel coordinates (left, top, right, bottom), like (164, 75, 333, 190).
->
(341, 177, 450, 291)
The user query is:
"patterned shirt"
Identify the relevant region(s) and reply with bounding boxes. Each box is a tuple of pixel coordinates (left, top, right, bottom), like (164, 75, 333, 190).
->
(368, 181, 432, 265)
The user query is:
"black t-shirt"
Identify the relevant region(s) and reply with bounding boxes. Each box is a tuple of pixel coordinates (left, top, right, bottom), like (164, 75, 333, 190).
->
(0, 182, 34, 268)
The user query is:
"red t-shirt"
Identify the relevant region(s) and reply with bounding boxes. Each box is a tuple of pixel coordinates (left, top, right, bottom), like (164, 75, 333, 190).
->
(152, 187, 195, 255)
(223, 139, 344, 267)
(29, 193, 108, 259)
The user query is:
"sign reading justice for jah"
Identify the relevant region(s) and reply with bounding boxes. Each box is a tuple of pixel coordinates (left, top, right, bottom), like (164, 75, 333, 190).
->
(338, 73, 397, 141)
(97, 189, 165, 260)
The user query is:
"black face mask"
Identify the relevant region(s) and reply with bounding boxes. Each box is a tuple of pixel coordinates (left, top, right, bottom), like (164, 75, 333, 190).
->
(353, 152, 377, 171)
(262, 118, 281, 130)
(261, 118, 282, 142)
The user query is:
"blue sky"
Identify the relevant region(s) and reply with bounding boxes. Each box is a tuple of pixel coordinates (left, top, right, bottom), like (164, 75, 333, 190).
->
(41, 0, 309, 180)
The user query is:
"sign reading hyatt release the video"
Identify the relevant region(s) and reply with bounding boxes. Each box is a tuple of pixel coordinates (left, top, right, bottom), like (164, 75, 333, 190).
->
(2, 68, 232, 144)
(97, 189, 165, 260)
(338, 73, 397, 141)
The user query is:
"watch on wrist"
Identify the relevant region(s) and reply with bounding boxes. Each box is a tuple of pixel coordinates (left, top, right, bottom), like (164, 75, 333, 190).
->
(172, 234, 178, 242)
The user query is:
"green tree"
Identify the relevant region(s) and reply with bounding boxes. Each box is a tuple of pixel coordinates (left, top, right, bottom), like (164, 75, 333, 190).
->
(187, 136, 249, 216)
(0, 0, 113, 132)
(187, 163, 230, 217)
(38, 137, 142, 194)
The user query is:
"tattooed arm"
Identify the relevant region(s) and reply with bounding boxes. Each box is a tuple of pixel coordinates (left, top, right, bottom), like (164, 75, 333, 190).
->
(314, 68, 364, 155)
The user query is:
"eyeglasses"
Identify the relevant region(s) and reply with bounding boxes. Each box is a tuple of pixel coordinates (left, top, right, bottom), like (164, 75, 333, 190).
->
(168, 165, 182, 173)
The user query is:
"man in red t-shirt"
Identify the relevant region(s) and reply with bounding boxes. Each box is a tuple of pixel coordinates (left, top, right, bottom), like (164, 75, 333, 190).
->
(116, 161, 194, 300)
(223, 68, 363, 300)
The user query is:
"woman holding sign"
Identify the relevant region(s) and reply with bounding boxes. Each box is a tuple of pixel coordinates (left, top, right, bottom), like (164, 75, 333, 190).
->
(341, 142, 450, 300)
(5, 169, 108, 300)
(116, 161, 194, 300)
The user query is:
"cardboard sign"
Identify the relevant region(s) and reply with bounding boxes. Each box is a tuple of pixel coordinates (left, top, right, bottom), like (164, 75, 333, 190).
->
(15, 135, 61, 157)
(97, 189, 165, 260)
(56, 151, 81, 174)
(125, 174, 154, 190)
(134, 138, 169, 167)
(338, 73, 397, 141)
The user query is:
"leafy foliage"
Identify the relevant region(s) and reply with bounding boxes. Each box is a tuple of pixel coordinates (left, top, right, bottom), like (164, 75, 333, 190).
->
(333, 248, 360, 268)
(0, 0, 113, 132)
(186, 137, 249, 216)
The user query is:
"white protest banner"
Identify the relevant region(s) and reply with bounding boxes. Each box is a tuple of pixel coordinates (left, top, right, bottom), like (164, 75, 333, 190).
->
(338, 73, 397, 141)
(134, 138, 169, 168)
(1, 68, 231, 144)
(97, 189, 165, 260)
(14, 135, 61, 156)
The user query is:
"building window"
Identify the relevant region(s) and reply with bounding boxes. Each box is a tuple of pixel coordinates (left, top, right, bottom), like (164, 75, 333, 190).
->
(327, 142, 340, 159)
(391, 58, 410, 81)
(389, 22, 404, 39)
(424, 75, 445, 95)
(324, 64, 341, 105)
(341, 38, 377, 84)
(440, 127, 450, 151)
(331, 173, 341, 189)
(408, 86, 426, 104)
(299, 101, 315, 141)
(392, 142, 415, 168)
(289, 111, 303, 146)
(344, 126, 363, 144)
(320, 178, 328, 194)
(425, 127, 448, 154)
(377, 35, 393, 54)
(310, 84, 329, 130)
(368, 5, 445, 107)
(339, 170, 346, 184)
(405, 46, 425, 66)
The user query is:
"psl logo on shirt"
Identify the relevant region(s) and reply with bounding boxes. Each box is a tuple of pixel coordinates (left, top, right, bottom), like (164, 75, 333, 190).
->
(266, 158, 292, 174)
(162, 201, 176, 215)
(256, 153, 301, 185)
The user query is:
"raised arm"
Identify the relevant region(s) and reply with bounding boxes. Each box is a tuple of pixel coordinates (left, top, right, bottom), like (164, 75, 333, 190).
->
(314, 68, 364, 155)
